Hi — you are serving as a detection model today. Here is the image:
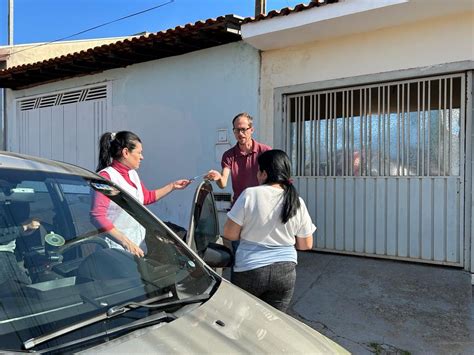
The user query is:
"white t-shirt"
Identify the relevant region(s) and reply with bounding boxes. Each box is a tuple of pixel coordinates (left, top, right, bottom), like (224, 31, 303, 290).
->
(227, 185, 316, 246)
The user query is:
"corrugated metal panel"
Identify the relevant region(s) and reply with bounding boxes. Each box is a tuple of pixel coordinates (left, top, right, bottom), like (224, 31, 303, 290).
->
(297, 176, 462, 265)
(15, 86, 109, 171)
(286, 73, 466, 266)
(51, 105, 65, 162)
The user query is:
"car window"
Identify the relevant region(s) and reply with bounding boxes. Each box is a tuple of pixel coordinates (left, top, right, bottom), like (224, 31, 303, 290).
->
(61, 181, 94, 236)
(13, 180, 55, 228)
(194, 189, 219, 253)
(188, 182, 219, 256)
(0, 168, 215, 352)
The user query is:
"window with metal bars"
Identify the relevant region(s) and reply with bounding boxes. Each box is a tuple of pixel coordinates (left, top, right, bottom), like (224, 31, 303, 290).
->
(285, 74, 464, 177)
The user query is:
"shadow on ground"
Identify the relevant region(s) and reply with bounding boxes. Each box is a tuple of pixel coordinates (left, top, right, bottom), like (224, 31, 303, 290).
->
(287, 252, 474, 354)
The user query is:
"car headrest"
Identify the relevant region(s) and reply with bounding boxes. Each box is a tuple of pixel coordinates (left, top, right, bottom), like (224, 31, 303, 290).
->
(7, 201, 31, 225)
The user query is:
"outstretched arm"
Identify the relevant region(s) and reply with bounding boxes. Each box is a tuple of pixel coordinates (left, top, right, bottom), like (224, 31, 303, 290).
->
(205, 167, 230, 189)
(154, 179, 191, 201)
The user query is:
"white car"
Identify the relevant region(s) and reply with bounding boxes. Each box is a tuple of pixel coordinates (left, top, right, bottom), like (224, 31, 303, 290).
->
(0, 151, 348, 354)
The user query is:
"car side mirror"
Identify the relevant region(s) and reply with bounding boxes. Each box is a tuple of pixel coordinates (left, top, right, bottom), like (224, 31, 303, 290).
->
(202, 242, 233, 268)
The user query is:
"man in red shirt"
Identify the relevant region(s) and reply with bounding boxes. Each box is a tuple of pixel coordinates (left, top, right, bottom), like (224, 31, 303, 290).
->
(206, 112, 271, 204)
(206, 113, 270, 280)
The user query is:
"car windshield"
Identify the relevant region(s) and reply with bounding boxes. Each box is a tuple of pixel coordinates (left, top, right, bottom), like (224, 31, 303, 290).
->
(0, 168, 216, 352)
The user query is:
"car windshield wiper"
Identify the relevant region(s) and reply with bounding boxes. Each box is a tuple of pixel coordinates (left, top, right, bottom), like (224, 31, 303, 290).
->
(23, 291, 210, 350)
(35, 310, 176, 354)
(105, 292, 210, 316)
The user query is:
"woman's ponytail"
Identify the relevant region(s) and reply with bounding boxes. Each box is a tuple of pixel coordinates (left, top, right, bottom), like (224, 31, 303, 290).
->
(96, 132, 114, 172)
(257, 149, 301, 224)
(281, 180, 300, 224)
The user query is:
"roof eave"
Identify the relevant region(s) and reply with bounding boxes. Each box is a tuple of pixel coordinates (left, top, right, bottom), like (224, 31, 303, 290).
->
(0, 15, 243, 90)
(241, 0, 473, 51)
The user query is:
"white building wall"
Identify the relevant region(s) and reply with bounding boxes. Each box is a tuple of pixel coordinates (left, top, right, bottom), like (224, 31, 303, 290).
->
(258, 11, 474, 271)
(6, 41, 261, 228)
(469, 72, 474, 278)
(259, 11, 474, 145)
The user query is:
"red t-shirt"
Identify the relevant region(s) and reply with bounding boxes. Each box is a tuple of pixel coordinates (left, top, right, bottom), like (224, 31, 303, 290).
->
(90, 160, 157, 231)
(221, 139, 271, 202)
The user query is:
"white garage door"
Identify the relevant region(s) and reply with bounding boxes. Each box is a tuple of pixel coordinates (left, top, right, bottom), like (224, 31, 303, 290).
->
(13, 85, 109, 172)
(283, 73, 466, 266)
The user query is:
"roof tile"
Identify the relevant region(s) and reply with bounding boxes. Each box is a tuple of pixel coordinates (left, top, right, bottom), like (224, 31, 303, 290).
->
(0, 15, 243, 89)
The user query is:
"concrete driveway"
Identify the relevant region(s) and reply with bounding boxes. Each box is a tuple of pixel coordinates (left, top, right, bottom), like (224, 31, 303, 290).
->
(288, 252, 474, 354)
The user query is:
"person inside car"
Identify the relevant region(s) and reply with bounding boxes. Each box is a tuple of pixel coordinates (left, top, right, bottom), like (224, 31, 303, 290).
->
(0, 203, 41, 286)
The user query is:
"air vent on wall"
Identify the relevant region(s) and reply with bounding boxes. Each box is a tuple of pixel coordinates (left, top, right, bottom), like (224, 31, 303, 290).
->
(38, 95, 57, 108)
(213, 193, 232, 202)
(20, 98, 36, 111)
(59, 90, 83, 105)
(19, 85, 107, 111)
(85, 86, 107, 101)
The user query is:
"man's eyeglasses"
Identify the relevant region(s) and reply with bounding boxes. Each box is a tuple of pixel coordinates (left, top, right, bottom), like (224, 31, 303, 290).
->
(233, 127, 252, 134)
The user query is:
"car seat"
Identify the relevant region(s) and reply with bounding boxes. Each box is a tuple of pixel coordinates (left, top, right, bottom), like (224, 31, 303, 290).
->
(8, 201, 45, 256)
(0, 202, 32, 286)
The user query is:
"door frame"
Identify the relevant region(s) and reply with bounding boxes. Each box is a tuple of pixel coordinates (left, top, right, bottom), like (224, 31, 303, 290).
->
(273, 61, 474, 270)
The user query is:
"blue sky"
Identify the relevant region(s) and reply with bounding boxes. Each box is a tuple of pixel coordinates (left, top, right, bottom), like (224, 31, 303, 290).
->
(0, 0, 305, 45)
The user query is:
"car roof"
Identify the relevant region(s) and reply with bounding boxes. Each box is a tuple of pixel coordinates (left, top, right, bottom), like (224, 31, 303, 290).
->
(0, 151, 100, 179)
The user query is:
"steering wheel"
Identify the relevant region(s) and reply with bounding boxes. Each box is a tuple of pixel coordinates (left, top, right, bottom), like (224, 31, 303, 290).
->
(58, 236, 109, 257)
(50, 236, 109, 277)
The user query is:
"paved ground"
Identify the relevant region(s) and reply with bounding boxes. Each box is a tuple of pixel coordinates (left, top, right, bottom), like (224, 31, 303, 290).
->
(287, 252, 474, 354)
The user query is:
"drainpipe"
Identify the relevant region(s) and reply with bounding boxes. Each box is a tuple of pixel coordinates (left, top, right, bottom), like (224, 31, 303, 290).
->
(8, 0, 13, 46)
(255, 0, 266, 17)
(0, 87, 4, 150)
(1, 0, 13, 150)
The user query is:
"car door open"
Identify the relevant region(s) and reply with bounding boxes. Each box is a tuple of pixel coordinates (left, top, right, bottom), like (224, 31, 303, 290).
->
(186, 181, 232, 269)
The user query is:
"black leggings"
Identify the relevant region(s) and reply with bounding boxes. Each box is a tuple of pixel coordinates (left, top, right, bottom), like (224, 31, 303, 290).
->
(232, 261, 296, 313)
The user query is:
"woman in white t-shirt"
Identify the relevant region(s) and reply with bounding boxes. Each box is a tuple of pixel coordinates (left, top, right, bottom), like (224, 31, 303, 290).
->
(223, 149, 315, 312)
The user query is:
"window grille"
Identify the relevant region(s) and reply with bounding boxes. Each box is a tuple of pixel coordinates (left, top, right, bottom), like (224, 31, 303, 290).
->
(285, 74, 464, 177)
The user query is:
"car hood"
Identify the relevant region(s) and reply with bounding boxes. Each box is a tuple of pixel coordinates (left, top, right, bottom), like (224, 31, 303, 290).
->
(82, 280, 348, 354)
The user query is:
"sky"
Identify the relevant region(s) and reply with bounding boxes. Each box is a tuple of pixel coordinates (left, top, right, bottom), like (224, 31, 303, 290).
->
(0, 0, 306, 45)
